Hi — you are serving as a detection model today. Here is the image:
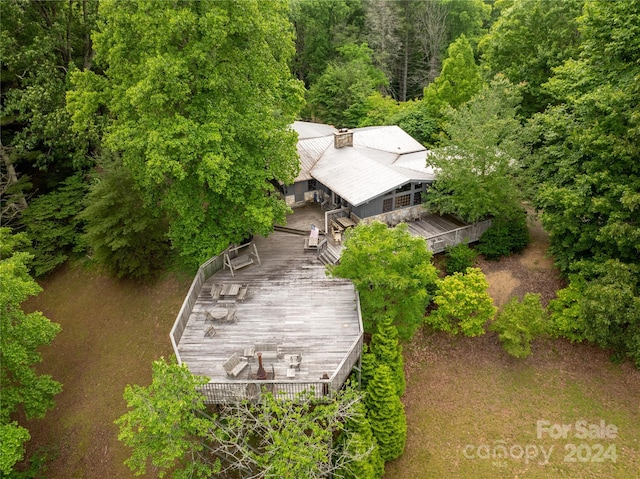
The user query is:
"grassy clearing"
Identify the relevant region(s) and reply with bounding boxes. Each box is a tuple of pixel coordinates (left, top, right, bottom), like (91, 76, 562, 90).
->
(384, 331, 640, 479)
(23, 262, 191, 478)
(20, 215, 640, 478)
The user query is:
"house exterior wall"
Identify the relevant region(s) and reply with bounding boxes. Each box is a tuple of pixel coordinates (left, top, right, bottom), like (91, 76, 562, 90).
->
(286, 180, 430, 218)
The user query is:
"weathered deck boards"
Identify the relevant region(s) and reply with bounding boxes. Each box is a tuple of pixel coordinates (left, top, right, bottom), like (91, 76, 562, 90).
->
(177, 206, 362, 387)
(175, 204, 472, 398)
(407, 213, 466, 239)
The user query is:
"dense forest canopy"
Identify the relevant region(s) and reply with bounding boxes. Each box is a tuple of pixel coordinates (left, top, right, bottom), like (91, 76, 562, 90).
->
(2, 0, 640, 474)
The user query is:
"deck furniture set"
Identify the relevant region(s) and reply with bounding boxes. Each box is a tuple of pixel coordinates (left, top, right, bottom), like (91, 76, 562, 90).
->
(222, 344, 303, 379)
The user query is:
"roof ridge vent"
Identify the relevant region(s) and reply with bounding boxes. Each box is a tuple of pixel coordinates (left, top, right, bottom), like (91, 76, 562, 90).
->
(334, 128, 353, 149)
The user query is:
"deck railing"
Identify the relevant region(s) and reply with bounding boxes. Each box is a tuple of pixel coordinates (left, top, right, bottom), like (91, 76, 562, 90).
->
(171, 247, 364, 404)
(197, 336, 363, 404)
(170, 254, 225, 365)
(426, 219, 492, 253)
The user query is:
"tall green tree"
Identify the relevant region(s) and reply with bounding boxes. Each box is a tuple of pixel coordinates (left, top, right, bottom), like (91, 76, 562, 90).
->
(0, 229, 62, 474)
(480, 0, 583, 116)
(425, 76, 525, 223)
(369, 315, 405, 396)
(528, 0, 640, 273)
(117, 359, 373, 478)
(334, 400, 384, 479)
(364, 364, 407, 462)
(0, 0, 97, 183)
(116, 359, 214, 478)
(290, 0, 366, 86)
(22, 174, 88, 276)
(549, 260, 640, 367)
(329, 222, 439, 341)
(423, 34, 484, 115)
(79, 160, 170, 279)
(305, 43, 388, 127)
(68, 0, 305, 267)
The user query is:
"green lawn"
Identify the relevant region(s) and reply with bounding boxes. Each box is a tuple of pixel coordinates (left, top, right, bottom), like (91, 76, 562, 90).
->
(21, 262, 640, 478)
(384, 331, 640, 479)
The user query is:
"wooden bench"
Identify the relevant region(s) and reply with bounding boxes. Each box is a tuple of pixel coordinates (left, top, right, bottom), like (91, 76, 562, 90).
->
(254, 343, 280, 359)
(223, 353, 248, 378)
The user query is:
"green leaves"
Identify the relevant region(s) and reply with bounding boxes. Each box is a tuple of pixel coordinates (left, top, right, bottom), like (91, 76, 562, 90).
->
(549, 260, 640, 366)
(22, 174, 88, 276)
(79, 160, 170, 279)
(427, 267, 496, 337)
(0, 228, 62, 474)
(69, 0, 305, 266)
(115, 358, 212, 478)
(426, 76, 525, 223)
(329, 222, 438, 340)
(490, 293, 548, 358)
(364, 364, 406, 462)
(306, 43, 388, 128)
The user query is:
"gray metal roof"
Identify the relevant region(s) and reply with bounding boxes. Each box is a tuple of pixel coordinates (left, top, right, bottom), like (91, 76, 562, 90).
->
(292, 122, 433, 206)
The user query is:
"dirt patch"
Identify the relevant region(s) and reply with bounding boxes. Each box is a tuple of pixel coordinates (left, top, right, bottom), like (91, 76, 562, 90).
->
(475, 216, 565, 308)
(484, 270, 521, 308)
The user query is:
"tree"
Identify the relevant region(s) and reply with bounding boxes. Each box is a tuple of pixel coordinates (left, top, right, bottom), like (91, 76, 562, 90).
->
(21, 174, 88, 276)
(442, 0, 492, 49)
(490, 293, 548, 358)
(117, 359, 373, 478)
(370, 315, 405, 396)
(427, 267, 496, 337)
(116, 358, 215, 478)
(290, 0, 366, 86)
(423, 34, 483, 114)
(305, 43, 388, 127)
(79, 159, 170, 279)
(68, 0, 305, 267)
(329, 222, 439, 341)
(425, 75, 525, 223)
(476, 210, 530, 260)
(0, 229, 62, 474)
(363, 0, 401, 97)
(480, 0, 583, 116)
(527, 0, 640, 274)
(0, 0, 97, 182)
(364, 364, 407, 462)
(444, 243, 478, 275)
(548, 260, 640, 367)
(334, 400, 384, 479)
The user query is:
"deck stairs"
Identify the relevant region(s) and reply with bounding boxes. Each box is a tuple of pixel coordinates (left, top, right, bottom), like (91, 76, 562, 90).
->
(318, 243, 341, 265)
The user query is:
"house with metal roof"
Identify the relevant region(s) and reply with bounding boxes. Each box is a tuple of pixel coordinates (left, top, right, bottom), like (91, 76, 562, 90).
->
(284, 121, 436, 224)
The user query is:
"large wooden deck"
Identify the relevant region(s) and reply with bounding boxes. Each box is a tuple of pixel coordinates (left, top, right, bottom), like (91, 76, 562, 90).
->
(172, 206, 363, 403)
(171, 204, 487, 403)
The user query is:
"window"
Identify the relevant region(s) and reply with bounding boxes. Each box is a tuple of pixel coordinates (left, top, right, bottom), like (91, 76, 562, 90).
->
(383, 198, 393, 212)
(395, 194, 411, 208)
(395, 183, 411, 193)
(307, 179, 317, 190)
(414, 183, 423, 190)
(414, 191, 423, 205)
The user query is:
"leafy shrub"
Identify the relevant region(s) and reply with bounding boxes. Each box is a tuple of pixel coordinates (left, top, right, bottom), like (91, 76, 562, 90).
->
(477, 210, 530, 260)
(444, 243, 478, 274)
(22, 174, 88, 276)
(549, 260, 640, 367)
(490, 293, 548, 358)
(427, 267, 496, 337)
